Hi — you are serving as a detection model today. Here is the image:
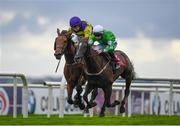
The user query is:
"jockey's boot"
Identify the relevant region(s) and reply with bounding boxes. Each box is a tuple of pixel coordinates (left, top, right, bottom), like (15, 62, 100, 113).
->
(112, 63, 120, 73)
(109, 53, 120, 73)
(111, 62, 116, 73)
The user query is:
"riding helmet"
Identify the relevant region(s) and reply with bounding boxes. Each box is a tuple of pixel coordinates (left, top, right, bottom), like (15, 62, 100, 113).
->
(69, 16, 81, 27)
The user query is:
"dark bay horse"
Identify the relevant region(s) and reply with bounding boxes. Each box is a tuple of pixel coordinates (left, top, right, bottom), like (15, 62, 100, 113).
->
(74, 41, 135, 116)
(54, 29, 86, 109)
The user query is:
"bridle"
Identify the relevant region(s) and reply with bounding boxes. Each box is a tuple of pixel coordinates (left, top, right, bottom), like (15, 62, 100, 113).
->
(55, 31, 81, 72)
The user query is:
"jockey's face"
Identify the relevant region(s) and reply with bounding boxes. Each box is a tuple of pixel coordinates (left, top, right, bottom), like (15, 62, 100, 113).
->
(94, 32, 102, 40)
(72, 24, 81, 32)
(95, 36, 102, 40)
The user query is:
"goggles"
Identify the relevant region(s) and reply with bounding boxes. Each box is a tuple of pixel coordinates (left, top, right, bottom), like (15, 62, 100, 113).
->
(94, 32, 102, 37)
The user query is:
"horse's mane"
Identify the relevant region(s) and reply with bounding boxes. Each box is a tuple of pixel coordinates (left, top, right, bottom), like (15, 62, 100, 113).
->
(60, 30, 76, 56)
(61, 30, 68, 35)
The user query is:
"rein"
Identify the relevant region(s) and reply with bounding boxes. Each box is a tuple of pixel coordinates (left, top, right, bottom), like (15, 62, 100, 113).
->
(84, 60, 110, 76)
(66, 62, 80, 66)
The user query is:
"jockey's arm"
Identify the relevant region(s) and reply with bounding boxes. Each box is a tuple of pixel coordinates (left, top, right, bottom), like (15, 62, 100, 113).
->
(103, 41, 117, 53)
(88, 35, 96, 45)
(103, 31, 117, 53)
(84, 25, 92, 40)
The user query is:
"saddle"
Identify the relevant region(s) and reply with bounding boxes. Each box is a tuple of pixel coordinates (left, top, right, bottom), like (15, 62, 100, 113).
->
(92, 45, 126, 71)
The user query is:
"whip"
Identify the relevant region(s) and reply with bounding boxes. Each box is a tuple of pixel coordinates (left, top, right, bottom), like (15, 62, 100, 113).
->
(55, 56, 61, 73)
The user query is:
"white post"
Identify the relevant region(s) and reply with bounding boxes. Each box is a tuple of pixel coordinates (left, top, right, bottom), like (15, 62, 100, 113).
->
(128, 90, 131, 117)
(47, 86, 53, 118)
(141, 91, 144, 115)
(169, 82, 173, 116)
(59, 75, 66, 118)
(22, 87, 26, 117)
(155, 87, 158, 115)
(115, 90, 119, 115)
(22, 86, 25, 117)
(23, 84, 28, 118)
(150, 91, 152, 115)
(122, 86, 125, 117)
(13, 77, 17, 118)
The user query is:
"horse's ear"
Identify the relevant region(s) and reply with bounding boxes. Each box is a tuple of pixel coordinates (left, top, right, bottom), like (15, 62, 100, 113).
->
(57, 28, 61, 36)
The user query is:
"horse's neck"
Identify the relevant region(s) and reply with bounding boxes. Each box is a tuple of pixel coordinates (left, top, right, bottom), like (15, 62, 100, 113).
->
(64, 53, 75, 64)
(85, 50, 108, 72)
(64, 41, 76, 64)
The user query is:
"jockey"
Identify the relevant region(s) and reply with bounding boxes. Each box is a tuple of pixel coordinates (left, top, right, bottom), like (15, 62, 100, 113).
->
(68, 16, 93, 43)
(88, 25, 120, 70)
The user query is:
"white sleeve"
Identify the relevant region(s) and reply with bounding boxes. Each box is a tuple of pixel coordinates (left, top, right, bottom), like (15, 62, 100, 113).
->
(71, 34, 79, 43)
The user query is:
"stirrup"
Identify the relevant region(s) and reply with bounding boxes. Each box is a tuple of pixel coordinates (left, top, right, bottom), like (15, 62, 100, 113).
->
(115, 65, 120, 69)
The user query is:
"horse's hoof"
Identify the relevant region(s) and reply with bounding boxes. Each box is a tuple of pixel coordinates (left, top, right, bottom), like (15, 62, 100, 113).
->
(99, 113, 105, 117)
(114, 100, 120, 105)
(67, 99, 74, 104)
(79, 103, 85, 110)
(120, 106, 125, 113)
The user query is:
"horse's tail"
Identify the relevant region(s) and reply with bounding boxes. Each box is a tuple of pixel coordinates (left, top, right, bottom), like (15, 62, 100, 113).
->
(126, 57, 136, 80)
(130, 61, 136, 80)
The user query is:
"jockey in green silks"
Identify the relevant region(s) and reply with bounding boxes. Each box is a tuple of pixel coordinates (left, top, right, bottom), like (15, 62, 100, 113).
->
(88, 25, 120, 70)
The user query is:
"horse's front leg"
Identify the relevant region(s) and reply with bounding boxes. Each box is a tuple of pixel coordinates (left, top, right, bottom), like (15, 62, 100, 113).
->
(89, 88, 98, 108)
(74, 84, 85, 110)
(75, 75, 86, 99)
(74, 76, 86, 109)
(67, 83, 74, 104)
(74, 84, 82, 105)
(83, 83, 94, 113)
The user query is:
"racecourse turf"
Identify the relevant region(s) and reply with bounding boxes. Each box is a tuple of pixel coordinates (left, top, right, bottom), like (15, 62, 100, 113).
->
(0, 114, 180, 125)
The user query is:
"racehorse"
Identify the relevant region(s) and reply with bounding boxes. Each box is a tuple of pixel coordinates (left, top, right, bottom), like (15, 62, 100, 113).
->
(74, 40, 135, 116)
(54, 29, 86, 109)
(54, 29, 98, 110)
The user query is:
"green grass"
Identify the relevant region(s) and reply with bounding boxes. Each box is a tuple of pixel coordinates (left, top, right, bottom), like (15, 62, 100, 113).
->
(0, 114, 180, 125)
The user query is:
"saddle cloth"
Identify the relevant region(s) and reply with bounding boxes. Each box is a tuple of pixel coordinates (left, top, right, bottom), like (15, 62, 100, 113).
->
(113, 52, 126, 69)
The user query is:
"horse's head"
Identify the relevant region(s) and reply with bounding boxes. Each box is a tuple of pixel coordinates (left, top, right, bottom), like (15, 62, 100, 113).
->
(54, 28, 71, 60)
(74, 38, 88, 63)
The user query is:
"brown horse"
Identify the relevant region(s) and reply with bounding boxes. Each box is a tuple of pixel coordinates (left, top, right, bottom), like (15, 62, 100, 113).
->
(74, 40, 135, 116)
(54, 29, 86, 109)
